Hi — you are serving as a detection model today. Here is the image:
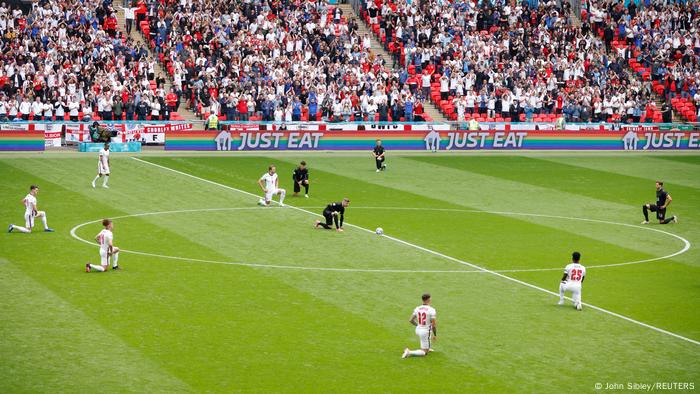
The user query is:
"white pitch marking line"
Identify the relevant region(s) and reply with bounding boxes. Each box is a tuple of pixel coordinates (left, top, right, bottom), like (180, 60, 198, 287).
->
(130, 157, 700, 346)
(294, 206, 691, 271)
(69, 207, 483, 273)
(70, 206, 690, 274)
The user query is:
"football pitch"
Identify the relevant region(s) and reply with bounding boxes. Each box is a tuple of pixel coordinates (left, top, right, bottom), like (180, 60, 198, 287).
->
(1, 151, 699, 392)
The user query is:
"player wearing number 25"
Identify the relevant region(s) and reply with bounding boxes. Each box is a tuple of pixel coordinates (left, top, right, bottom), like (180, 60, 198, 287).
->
(402, 293, 437, 359)
(559, 252, 586, 311)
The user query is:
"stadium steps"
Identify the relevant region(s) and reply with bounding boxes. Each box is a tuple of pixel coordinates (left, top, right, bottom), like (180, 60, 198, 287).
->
(337, 4, 447, 123)
(115, 8, 200, 123)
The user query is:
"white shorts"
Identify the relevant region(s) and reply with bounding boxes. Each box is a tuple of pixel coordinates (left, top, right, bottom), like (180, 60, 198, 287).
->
(416, 327, 431, 349)
(24, 212, 34, 229)
(98, 162, 110, 175)
(99, 249, 110, 266)
(562, 281, 582, 303)
(265, 188, 280, 201)
(562, 281, 581, 294)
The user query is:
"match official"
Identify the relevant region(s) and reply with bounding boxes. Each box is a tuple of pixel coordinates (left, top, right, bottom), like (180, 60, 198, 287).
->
(292, 161, 310, 198)
(315, 198, 350, 232)
(642, 181, 677, 225)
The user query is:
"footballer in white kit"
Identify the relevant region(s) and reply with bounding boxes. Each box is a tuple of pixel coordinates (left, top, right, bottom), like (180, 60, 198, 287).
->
(92, 142, 111, 188)
(559, 251, 586, 310)
(402, 293, 437, 358)
(8, 185, 54, 233)
(257, 165, 286, 206)
(86, 218, 120, 272)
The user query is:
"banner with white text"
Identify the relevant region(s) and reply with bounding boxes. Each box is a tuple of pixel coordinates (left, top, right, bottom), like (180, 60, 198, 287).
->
(165, 129, 700, 151)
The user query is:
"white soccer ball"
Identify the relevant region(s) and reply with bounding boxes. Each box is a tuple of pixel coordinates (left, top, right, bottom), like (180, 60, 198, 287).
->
(375, 227, 384, 235)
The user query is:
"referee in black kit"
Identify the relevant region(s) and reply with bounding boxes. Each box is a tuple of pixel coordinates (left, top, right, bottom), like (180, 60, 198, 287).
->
(642, 181, 677, 225)
(292, 161, 310, 198)
(372, 139, 387, 172)
(315, 198, 350, 232)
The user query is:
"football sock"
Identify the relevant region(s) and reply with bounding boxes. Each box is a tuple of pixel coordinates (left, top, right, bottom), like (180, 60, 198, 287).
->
(319, 222, 331, 229)
(642, 205, 649, 221)
(408, 350, 426, 357)
(559, 283, 565, 299)
(89, 264, 105, 272)
(41, 214, 48, 230)
(112, 252, 119, 267)
(92, 175, 100, 184)
(12, 225, 31, 233)
(661, 216, 674, 224)
(279, 190, 286, 205)
(304, 184, 309, 194)
(103, 175, 109, 187)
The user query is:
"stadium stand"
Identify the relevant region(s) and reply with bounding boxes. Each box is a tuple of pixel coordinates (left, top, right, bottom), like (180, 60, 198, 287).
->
(0, 0, 697, 124)
(354, 0, 700, 123)
(0, 0, 188, 122)
(584, 1, 700, 123)
(132, 0, 437, 122)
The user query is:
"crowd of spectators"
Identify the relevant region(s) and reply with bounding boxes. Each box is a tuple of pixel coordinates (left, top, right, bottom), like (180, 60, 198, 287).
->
(357, 0, 700, 123)
(586, 0, 700, 122)
(136, 0, 435, 122)
(0, 0, 698, 124)
(0, 0, 177, 122)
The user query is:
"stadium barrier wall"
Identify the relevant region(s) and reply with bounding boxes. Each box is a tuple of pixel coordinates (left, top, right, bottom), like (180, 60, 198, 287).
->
(167, 127, 700, 151)
(1, 122, 700, 151)
(78, 142, 142, 152)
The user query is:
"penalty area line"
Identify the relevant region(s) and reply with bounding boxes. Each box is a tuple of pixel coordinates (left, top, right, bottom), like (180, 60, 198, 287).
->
(130, 157, 700, 347)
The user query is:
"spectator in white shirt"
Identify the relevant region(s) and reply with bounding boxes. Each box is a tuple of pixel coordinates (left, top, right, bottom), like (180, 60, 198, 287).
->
(0, 98, 7, 121)
(31, 98, 44, 120)
(68, 97, 80, 121)
(19, 97, 31, 120)
(82, 101, 93, 121)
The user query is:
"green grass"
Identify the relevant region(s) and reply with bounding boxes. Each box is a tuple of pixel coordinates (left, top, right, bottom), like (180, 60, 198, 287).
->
(1, 152, 698, 392)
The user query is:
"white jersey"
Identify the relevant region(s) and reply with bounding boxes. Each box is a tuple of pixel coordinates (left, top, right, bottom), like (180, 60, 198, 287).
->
(412, 304, 436, 330)
(564, 263, 586, 283)
(97, 229, 113, 253)
(23, 193, 37, 215)
(99, 148, 110, 166)
(260, 172, 278, 191)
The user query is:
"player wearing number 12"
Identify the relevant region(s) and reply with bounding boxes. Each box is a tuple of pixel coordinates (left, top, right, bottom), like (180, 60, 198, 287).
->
(85, 219, 120, 272)
(402, 293, 437, 359)
(558, 252, 586, 311)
